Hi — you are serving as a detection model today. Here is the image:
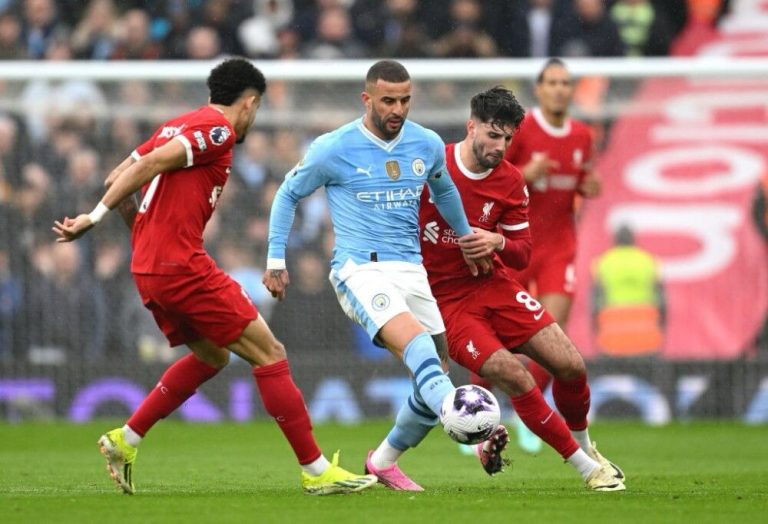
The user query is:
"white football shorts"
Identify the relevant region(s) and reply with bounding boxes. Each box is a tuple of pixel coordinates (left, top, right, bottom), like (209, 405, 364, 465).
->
(329, 259, 445, 345)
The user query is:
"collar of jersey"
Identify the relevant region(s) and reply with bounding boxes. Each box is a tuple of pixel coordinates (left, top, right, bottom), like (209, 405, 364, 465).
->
(532, 107, 571, 138)
(454, 141, 492, 180)
(357, 117, 404, 152)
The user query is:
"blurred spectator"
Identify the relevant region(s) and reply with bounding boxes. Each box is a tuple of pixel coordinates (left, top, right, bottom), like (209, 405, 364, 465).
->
(0, 114, 30, 189)
(0, 11, 27, 59)
(431, 0, 497, 58)
(610, 0, 674, 56)
(301, 5, 368, 59)
(70, 0, 117, 59)
(217, 238, 276, 321)
(56, 148, 103, 218)
(191, 0, 246, 56)
(92, 235, 134, 356)
(20, 0, 68, 59)
(0, 245, 22, 361)
(184, 25, 221, 59)
(558, 0, 625, 57)
(109, 8, 162, 60)
(500, 0, 575, 58)
(233, 130, 273, 191)
(592, 224, 665, 357)
(351, 0, 431, 57)
(22, 241, 107, 363)
(270, 249, 352, 355)
(238, 0, 293, 58)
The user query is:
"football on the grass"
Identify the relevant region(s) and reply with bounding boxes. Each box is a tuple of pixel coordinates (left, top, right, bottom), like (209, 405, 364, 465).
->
(440, 385, 501, 445)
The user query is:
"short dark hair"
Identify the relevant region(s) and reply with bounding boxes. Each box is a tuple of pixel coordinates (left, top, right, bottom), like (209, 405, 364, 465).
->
(207, 57, 266, 105)
(366, 60, 410, 85)
(470, 86, 525, 131)
(536, 57, 568, 84)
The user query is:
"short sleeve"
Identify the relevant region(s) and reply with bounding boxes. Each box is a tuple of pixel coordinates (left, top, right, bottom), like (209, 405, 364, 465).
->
(132, 127, 161, 160)
(174, 122, 235, 167)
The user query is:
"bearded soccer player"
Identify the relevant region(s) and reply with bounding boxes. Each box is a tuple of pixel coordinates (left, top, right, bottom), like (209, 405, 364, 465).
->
(52, 58, 376, 496)
(470, 58, 601, 452)
(366, 86, 625, 492)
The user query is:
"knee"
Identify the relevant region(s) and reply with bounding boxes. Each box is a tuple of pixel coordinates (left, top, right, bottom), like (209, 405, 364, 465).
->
(553, 350, 587, 381)
(480, 353, 535, 397)
(201, 349, 231, 369)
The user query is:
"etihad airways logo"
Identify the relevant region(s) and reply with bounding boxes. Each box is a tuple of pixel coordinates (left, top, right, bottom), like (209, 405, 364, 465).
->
(357, 185, 423, 210)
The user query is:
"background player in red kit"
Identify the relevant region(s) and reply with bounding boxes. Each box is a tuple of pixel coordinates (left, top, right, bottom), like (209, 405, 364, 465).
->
(495, 58, 602, 451)
(52, 58, 376, 496)
(372, 86, 624, 491)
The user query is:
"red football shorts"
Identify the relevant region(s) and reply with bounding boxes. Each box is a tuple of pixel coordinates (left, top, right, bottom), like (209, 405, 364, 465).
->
(439, 273, 555, 375)
(133, 265, 258, 348)
(512, 247, 576, 297)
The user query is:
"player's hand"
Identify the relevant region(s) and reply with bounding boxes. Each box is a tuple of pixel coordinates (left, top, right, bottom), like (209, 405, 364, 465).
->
(52, 215, 94, 242)
(262, 269, 290, 301)
(524, 154, 559, 183)
(458, 228, 503, 259)
(462, 251, 493, 277)
(579, 171, 601, 198)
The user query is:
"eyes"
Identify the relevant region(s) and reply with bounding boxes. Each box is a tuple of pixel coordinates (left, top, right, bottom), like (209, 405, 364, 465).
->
(380, 96, 411, 105)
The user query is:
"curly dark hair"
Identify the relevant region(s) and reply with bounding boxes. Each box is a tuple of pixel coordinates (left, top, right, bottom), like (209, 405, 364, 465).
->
(207, 57, 266, 106)
(470, 86, 525, 131)
(365, 59, 410, 85)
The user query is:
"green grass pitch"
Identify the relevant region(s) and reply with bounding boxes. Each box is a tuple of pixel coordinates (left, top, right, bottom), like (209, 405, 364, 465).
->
(1, 421, 766, 523)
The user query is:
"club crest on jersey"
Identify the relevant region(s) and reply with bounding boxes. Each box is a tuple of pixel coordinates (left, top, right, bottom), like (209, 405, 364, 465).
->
(480, 201, 494, 223)
(411, 158, 426, 177)
(466, 340, 480, 360)
(385, 160, 401, 181)
(209, 126, 231, 146)
(573, 148, 583, 166)
(372, 293, 390, 311)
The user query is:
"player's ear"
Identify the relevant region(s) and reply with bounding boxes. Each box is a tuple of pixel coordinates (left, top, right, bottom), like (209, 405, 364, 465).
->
(361, 90, 371, 109)
(466, 118, 475, 137)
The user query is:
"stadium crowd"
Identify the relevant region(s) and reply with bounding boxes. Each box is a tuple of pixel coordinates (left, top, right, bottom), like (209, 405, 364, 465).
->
(0, 0, 728, 364)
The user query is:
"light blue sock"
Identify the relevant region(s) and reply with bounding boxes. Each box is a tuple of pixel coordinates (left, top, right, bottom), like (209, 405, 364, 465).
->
(402, 332, 455, 416)
(386, 385, 439, 451)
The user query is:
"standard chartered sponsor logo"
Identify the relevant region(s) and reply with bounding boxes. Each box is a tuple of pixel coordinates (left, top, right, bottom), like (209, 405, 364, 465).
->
(423, 221, 439, 243)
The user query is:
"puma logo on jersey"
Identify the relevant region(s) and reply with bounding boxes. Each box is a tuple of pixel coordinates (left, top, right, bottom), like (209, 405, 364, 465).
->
(355, 166, 373, 177)
(466, 340, 480, 360)
(480, 201, 494, 222)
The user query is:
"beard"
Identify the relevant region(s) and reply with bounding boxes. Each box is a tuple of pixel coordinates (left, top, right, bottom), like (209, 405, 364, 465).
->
(372, 112, 403, 140)
(473, 141, 501, 170)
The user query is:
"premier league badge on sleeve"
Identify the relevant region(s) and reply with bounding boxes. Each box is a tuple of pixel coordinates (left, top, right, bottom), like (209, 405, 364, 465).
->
(209, 126, 231, 146)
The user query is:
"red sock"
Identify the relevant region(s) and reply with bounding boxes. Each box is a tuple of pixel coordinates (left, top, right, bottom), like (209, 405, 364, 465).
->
(253, 360, 322, 465)
(552, 374, 590, 431)
(470, 371, 493, 390)
(511, 387, 580, 459)
(127, 353, 220, 436)
(527, 360, 553, 392)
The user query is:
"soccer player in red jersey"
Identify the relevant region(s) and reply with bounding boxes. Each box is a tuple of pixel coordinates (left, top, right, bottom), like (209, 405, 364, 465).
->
(52, 58, 376, 496)
(484, 58, 602, 451)
(369, 87, 624, 491)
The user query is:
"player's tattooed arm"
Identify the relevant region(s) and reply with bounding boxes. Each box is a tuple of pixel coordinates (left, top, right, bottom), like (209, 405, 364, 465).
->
(262, 268, 291, 301)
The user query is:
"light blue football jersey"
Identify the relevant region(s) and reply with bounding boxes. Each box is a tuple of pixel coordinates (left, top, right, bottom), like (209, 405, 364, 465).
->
(268, 117, 470, 270)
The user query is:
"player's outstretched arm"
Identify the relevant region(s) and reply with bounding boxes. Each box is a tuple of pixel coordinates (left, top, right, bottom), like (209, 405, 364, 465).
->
(105, 156, 140, 230)
(53, 139, 187, 242)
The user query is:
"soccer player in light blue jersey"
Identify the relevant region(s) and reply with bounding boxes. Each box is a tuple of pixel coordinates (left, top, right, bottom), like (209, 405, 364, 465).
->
(264, 60, 492, 491)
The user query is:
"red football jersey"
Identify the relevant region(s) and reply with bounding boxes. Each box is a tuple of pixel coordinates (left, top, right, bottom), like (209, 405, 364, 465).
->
(504, 107, 593, 254)
(130, 106, 235, 275)
(420, 142, 530, 300)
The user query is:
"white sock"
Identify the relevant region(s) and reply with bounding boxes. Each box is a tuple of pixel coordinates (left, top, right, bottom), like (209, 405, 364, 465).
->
(301, 455, 331, 477)
(566, 448, 600, 480)
(371, 440, 404, 469)
(571, 428, 592, 452)
(122, 424, 142, 447)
